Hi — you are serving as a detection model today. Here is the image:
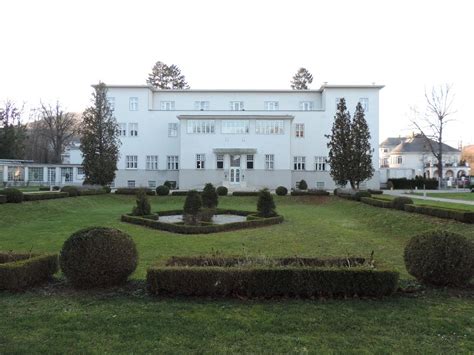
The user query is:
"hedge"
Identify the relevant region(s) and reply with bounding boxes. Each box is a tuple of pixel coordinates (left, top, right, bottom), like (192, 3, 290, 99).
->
(122, 209, 284, 234)
(79, 188, 107, 196)
(387, 177, 438, 190)
(232, 191, 260, 196)
(171, 191, 190, 196)
(23, 192, 69, 201)
(404, 204, 474, 223)
(115, 188, 155, 196)
(0, 195, 6, 204)
(336, 189, 371, 201)
(360, 197, 392, 208)
(0, 188, 24, 203)
(290, 190, 329, 196)
(147, 262, 399, 298)
(0, 252, 59, 291)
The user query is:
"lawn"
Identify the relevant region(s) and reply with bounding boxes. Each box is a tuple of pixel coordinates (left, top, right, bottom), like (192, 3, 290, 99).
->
(421, 192, 474, 201)
(1, 195, 473, 353)
(376, 193, 474, 211)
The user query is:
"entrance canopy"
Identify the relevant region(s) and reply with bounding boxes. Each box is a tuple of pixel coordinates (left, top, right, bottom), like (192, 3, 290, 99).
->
(213, 148, 257, 155)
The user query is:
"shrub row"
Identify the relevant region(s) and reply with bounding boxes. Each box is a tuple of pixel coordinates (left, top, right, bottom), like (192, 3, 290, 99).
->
(0, 252, 59, 291)
(146, 265, 399, 298)
(336, 189, 371, 201)
(232, 191, 259, 196)
(0, 195, 6, 204)
(360, 197, 392, 208)
(121, 212, 284, 234)
(171, 191, 190, 196)
(39, 186, 60, 191)
(23, 192, 69, 201)
(0, 188, 24, 203)
(387, 177, 438, 190)
(368, 189, 383, 195)
(404, 204, 474, 223)
(290, 190, 330, 196)
(115, 188, 155, 196)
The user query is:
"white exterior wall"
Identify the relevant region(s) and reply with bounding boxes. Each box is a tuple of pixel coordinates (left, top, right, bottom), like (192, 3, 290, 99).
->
(106, 85, 382, 190)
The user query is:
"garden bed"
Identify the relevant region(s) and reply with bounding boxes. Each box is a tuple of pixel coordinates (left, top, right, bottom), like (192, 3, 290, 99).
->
(147, 256, 399, 298)
(121, 209, 284, 234)
(0, 252, 59, 291)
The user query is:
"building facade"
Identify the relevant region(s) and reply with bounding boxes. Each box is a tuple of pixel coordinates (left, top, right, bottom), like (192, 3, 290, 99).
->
(68, 84, 383, 190)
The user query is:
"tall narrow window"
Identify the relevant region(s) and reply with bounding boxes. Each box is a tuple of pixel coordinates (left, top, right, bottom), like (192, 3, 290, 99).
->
(299, 101, 313, 111)
(264, 101, 279, 111)
(196, 154, 205, 169)
(293, 156, 306, 170)
(315, 156, 327, 171)
(167, 156, 179, 170)
(129, 123, 138, 136)
(295, 123, 304, 138)
(194, 101, 210, 110)
(161, 101, 175, 110)
(61, 167, 73, 182)
(246, 155, 254, 169)
(168, 123, 178, 137)
(47, 167, 56, 183)
(129, 97, 138, 111)
(265, 154, 274, 170)
(216, 154, 224, 169)
(359, 98, 369, 112)
(230, 101, 244, 111)
(126, 155, 138, 169)
(146, 155, 158, 170)
(118, 123, 127, 136)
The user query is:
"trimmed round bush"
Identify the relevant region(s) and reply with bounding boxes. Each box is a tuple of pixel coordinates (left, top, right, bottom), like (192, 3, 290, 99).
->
(60, 227, 138, 288)
(404, 230, 474, 286)
(298, 180, 308, 190)
(275, 186, 288, 196)
(216, 186, 228, 196)
(156, 185, 170, 196)
(0, 188, 24, 203)
(61, 185, 80, 197)
(391, 196, 413, 210)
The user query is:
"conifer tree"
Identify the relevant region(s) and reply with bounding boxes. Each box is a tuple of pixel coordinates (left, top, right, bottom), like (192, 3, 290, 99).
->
(326, 98, 352, 187)
(349, 102, 374, 188)
(183, 190, 202, 225)
(201, 183, 218, 208)
(80, 82, 120, 186)
(257, 188, 277, 217)
(147, 61, 190, 89)
(132, 189, 151, 216)
(290, 68, 313, 90)
(0, 101, 27, 159)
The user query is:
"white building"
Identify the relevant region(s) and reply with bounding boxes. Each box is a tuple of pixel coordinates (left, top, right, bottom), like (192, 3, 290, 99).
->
(379, 134, 470, 186)
(69, 84, 383, 190)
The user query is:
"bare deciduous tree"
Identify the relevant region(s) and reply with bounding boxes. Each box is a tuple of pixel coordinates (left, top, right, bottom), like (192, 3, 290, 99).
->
(411, 84, 455, 188)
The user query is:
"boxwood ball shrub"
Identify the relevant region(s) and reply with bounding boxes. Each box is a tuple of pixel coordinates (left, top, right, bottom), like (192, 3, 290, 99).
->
(275, 186, 288, 196)
(61, 185, 80, 197)
(60, 227, 138, 288)
(156, 185, 170, 196)
(257, 188, 277, 217)
(216, 186, 228, 196)
(298, 180, 308, 190)
(404, 230, 474, 287)
(0, 188, 24, 203)
(391, 196, 414, 210)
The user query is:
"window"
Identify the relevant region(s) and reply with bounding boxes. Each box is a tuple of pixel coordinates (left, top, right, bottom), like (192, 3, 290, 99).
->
(246, 155, 254, 169)
(265, 154, 274, 170)
(315, 156, 327, 171)
(129, 97, 138, 111)
(187, 120, 215, 134)
(126, 155, 138, 169)
(8, 166, 25, 181)
(294, 156, 306, 170)
(194, 101, 210, 110)
(28, 167, 44, 182)
(129, 123, 138, 136)
(230, 101, 244, 111)
(295, 123, 304, 138)
(167, 156, 179, 170)
(168, 123, 178, 137)
(77, 167, 85, 175)
(118, 123, 127, 136)
(383, 148, 388, 153)
(61, 167, 73, 182)
(299, 101, 313, 111)
(359, 98, 369, 112)
(382, 158, 389, 167)
(216, 154, 224, 169)
(316, 182, 325, 189)
(397, 156, 403, 164)
(148, 180, 156, 188)
(47, 167, 56, 183)
(160, 101, 175, 110)
(108, 97, 115, 110)
(256, 120, 284, 134)
(146, 155, 158, 170)
(196, 154, 205, 169)
(264, 101, 279, 111)
(127, 180, 136, 188)
(221, 120, 249, 134)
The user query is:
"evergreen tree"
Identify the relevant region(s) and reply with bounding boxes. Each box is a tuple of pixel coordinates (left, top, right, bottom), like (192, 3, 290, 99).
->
(183, 190, 202, 225)
(146, 61, 190, 89)
(290, 67, 313, 90)
(80, 83, 121, 186)
(132, 189, 151, 216)
(326, 98, 352, 187)
(201, 183, 218, 208)
(349, 102, 374, 188)
(0, 101, 27, 159)
(257, 188, 277, 217)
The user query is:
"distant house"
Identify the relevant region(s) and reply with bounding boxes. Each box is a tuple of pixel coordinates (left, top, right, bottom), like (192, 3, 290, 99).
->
(379, 133, 470, 187)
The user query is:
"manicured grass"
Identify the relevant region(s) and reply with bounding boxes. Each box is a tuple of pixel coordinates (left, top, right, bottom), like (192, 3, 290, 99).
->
(422, 192, 474, 201)
(0, 195, 473, 353)
(376, 194, 474, 211)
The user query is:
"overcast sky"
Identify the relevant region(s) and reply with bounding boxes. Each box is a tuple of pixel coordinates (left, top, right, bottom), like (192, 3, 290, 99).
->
(1, 0, 472, 146)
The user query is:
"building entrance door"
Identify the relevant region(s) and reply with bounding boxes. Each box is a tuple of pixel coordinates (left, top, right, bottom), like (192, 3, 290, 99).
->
(229, 155, 241, 184)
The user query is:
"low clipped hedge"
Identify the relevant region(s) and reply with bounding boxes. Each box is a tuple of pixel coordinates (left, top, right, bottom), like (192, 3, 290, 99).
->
(23, 192, 69, 201)
(391, 196, 414, 210)
(404, 204, 474, 223)
(147, 257, 399, 298)
(0, 252, 58, 291)
(60, 185, 80, 197)
(0, 195, 6, 204)
(291, 190, 329, 196)
(368, 189, 383, 195)
(79, 188, 107, 196)
(171, 191, 189, 196)
(232, 191, 259, 196)
(360, 197, 392, 208)
(39, 186, 60, 191)
(115, 188, 155, 196)
(0, 188, 24, 203)
(122, 209, 284, 234)
(336, 189, 371, 201)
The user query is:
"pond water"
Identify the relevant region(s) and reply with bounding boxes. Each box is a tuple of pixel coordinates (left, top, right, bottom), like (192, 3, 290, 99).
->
(159, 214, 247, 225)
